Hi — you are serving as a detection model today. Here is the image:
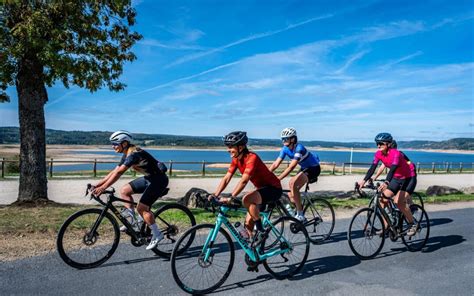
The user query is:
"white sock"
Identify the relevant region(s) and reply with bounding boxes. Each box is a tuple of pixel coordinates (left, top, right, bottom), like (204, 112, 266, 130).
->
(150, 223, 162, 238)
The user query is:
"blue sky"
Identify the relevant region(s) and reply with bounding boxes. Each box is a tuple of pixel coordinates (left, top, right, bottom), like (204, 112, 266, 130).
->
(1, 0, 473, 141)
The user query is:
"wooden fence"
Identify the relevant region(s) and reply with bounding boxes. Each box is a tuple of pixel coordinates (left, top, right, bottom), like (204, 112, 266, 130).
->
(1, 157, 473, 178)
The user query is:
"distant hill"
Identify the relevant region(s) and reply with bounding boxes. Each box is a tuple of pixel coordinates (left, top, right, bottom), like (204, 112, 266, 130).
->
(0, 127, 472, 150)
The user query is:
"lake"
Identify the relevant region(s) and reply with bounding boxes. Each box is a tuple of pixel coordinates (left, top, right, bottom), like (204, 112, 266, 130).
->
(52, 148, 474, 172)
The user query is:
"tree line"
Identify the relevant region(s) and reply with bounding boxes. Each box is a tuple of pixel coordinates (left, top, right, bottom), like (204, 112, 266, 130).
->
(1, 127, 472, 150)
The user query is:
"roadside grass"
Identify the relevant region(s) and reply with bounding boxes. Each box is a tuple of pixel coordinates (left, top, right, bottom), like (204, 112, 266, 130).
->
(1, 193, 472, 235)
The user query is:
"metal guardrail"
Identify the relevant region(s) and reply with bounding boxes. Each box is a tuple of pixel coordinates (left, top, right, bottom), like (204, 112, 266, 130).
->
(0, 158, 473, 178)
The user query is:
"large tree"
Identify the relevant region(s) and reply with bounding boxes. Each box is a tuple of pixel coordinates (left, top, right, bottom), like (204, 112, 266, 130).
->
(0, 1, 142, 203)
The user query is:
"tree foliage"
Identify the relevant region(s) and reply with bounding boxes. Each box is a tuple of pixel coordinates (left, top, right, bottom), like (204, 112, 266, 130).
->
(0, 0, 142, 101)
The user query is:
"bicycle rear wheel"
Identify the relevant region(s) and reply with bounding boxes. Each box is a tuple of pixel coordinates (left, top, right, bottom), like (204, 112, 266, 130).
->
(262, 216, 310, 279)
(409, 192, 424, 212)
(401, 204, 430, 251)
(171, 224, 234, 295)
(347, 208, 385, 260)
(147, 203, 196, 257)
(303, 198, 335, 243)
(57, 208, 120, 269)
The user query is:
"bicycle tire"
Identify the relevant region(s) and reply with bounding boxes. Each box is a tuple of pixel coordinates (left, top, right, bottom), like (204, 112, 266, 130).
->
(401, 204, 430, 251)
(347, 207, 385, 260)
(171, 224, 234, 295)
(262, 216, 310, 279)
(409, 192, 424, 210)
(303, 198, 335, 243)
(147, 203, 196, 257)
(57, 208, 120, 269)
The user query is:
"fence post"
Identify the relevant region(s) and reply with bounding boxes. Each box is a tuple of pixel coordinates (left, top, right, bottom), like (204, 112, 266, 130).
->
(446, 162, 450, 173)
(459, 162, 463, 173)
(93, 159, 97, 177)
(49, 158, 53, 178)
(342, 163, 346, 175)
(432, 162, 435, 173)
(202, 160, 206, 176)
(417, 162, 420, 174)
(332, 162, 336, 175)
(168, 160, 173, 177)
(1, 158, 4, 178)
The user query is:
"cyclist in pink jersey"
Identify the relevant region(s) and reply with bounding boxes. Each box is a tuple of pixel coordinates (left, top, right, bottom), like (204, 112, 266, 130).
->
(357, 133, 417, 236)
(211, 131, 282, 240)
(373, 140, 418, 211)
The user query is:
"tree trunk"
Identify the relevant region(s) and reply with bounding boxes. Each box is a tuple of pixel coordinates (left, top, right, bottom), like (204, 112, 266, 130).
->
(15, 57, 48, 202)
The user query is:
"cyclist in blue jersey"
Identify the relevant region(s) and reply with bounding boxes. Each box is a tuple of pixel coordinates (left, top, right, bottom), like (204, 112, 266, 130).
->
(269, 127, 321, 222)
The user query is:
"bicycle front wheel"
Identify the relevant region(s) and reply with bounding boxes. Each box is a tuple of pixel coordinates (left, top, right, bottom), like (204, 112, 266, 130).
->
(401, 204, 430, 251)
(303, 198, 335, 243)
(262, 216, 310, 279)
(148, 203, 196, 257)
(57, 208, 120, 269)
(171, 224, 234, 295)
(347, 208, 385, 260)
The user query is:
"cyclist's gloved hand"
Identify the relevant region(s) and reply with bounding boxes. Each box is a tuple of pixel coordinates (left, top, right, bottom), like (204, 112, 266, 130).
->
(378, 182, 388, 191)
(207, 194, 218, 202)
(92, 186, 105, 196)
(357, 180, 366, 189)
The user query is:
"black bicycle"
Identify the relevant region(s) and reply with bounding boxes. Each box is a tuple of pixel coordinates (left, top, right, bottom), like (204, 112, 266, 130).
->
(269, 184, 335, 244)
(348, 181, 430, 260)
(57, 184, 196, 269)
(355, 178, 424, 211)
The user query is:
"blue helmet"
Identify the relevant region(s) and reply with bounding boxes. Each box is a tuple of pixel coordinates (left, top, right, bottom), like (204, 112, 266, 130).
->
(374, 132, 393, 143)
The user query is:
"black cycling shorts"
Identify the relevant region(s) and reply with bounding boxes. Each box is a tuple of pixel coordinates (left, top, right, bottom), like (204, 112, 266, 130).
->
(129, 174, 169, 207)
(405, 175, 417, 195)
(387, 177, 410, 195)
(256, 186, 283, 205)
(300, 165, 321, 184)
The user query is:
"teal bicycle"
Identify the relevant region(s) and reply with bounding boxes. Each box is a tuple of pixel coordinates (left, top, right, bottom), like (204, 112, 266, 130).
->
(170, 194, 310, 294)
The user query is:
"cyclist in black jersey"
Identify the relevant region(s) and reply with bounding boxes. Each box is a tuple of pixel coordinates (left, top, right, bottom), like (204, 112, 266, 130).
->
(92, 130, 168, 250)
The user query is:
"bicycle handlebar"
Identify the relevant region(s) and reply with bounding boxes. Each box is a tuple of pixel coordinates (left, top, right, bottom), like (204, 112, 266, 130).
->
(86, 184, 116, 206)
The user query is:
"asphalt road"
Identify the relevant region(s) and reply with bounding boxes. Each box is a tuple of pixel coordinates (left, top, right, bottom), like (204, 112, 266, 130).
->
(2, 208, 473, 296)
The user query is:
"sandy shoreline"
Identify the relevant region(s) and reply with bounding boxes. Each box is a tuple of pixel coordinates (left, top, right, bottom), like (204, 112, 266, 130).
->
(1, 144, 472, 158)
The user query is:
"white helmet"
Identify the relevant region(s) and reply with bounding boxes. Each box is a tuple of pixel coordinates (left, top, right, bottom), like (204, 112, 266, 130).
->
(110, 130, 132, 144)
(280, 127, 297, 139)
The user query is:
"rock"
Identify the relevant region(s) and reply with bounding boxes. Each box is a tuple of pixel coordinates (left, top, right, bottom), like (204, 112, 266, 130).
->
(426, 185, 462, 196)
(178, 187, 211, 208)
(460, 186, 474, 194)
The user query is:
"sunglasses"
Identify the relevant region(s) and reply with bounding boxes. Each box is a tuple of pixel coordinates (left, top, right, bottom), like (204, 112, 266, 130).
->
(376, 141, 387, 146)
(111, 142, 121, 147)
(281, 137, 291, 142)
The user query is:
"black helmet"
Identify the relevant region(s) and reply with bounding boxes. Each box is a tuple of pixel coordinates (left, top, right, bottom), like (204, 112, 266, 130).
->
(391, 140, 398, 149)
(223, 131, 248, 146)
(374, 132, 393, 143)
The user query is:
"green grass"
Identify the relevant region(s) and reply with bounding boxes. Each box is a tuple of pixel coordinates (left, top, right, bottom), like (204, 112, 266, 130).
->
(1, 193, 472, 235)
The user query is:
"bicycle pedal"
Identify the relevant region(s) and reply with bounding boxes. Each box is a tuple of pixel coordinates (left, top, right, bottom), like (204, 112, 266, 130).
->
(246, 266, 259, 273)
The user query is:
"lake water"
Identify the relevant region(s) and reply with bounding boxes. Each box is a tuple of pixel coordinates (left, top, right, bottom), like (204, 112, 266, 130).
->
(52, 149, 474, 172)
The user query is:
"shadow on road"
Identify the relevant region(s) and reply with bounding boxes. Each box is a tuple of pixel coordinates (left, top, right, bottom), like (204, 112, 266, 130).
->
(429, 218, 453, 227)
(98, 255, 166, 268)
(422, 235, 465, 253)
(212, 274, 273, 294)
(290, 255, 361, 280)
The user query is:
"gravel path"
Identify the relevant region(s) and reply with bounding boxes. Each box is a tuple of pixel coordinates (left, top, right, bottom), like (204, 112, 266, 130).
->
(1, 173, 472, 205)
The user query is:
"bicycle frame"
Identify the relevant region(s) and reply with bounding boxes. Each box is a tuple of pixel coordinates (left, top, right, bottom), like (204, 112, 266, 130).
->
(202, 206, 293, 263)
(369, 187, 403, 235)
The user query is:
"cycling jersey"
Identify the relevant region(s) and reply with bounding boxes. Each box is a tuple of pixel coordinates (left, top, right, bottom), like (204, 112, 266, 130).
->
(228, 152, 281, 189)
(373, 149, 411, 179)
(400, 151, 417, 177)
(119, 146, 164, 176)
(278, 143, 320, 169)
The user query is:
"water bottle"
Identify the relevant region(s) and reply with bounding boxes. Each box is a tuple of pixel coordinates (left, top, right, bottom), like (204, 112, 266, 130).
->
(121, 208, 139, 230)
(391, 209, 400, 225)
(234, 222, 250, 241)
(384, 207, 395, 224)
(285, 203, 296, 217)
